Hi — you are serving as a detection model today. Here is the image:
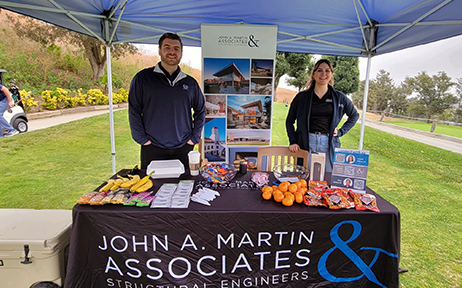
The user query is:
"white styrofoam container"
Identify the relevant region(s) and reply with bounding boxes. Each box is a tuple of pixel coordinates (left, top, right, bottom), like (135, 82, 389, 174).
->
(0, 209, 72, 288)
(147, 159, 185, 179)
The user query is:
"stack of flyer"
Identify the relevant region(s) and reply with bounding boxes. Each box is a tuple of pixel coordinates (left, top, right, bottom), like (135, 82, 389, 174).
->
(331, 148, 370, 193)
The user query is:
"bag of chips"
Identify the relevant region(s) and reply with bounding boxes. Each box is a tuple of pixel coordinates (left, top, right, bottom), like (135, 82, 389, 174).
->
(350, 192, 380, 212)
(303, 189, 327, 207)
(323, 190, 354, 210)
(309, 180, 329, 190)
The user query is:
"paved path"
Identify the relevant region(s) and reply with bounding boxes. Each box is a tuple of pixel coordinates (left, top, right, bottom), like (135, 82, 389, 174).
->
(27, 104, 127, 132)
(365, 119, 462, 155)
(25, 107, 462, 155)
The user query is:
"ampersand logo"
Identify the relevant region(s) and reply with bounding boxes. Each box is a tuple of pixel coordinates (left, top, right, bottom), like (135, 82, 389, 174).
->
(248, 34, 259, 47)
(318, 220, 398, 288)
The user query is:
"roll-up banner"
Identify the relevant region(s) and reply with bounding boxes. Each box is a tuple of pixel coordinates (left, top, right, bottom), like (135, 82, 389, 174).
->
(201, 24, 277, 170)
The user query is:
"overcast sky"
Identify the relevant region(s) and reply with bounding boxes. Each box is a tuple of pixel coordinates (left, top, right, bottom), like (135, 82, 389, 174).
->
(139, 34, 462, 90)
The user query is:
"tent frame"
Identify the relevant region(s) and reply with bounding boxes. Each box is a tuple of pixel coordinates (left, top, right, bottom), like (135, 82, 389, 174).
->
(1, 0, 460, 173)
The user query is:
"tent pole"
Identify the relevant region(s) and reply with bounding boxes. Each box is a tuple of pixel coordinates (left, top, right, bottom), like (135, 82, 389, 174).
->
(106, 45, 116, 174)
(359, 54, 372, 150)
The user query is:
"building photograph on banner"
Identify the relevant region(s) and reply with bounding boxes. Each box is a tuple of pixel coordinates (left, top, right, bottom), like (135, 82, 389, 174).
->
(201, 24, 277, 167)
(203, 58, 250, 94)
(203, 118, 226, 162)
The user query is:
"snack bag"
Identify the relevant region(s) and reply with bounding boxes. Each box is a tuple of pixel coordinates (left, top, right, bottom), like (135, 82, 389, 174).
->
(77, 191, 100, 204)
(89, 192, 108, 205)
(309, 180, 329, 190)
(111, 193, 130, 204)
(351, 192, 380, 212)
(123, 194, 137, 206)
(126, 192, 152, 204)
(136, 195, 156, 207)
(252, 172, 269, 187)
(303, 189, 327, 207)
(100, 194, 115, 205)
(323, 190, 354, 210)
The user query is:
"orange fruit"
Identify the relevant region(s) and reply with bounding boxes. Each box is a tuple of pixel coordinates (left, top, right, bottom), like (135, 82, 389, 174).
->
(282, 197, 294, 206)
(294, 181, 302, 188)
(288, 183, 298, 193)
(284, 192, 295, 201)
(273, 191, 284, 202)
(294, 192, 304, 203)
(271, 185, 279, 191)
(261, 186, 273, 194)
(299, 179, 307, 187)
(262, 191, 272, 200)
(273, 188, 282, 195)
(279, 182, 289, 192)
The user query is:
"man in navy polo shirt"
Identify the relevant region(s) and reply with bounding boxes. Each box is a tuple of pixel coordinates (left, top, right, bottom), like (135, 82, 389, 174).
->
(128, 33, 205, 170)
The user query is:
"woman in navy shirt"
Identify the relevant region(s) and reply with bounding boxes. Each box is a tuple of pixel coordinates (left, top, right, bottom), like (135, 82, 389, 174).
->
(286, 59, 359, 172)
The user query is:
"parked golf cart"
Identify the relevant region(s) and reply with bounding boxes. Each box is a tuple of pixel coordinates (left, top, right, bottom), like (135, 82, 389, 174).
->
(0, 69, 28, 134)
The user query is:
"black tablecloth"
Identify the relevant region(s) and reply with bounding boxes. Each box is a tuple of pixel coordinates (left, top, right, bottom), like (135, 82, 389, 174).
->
(65, 172, 400, 288)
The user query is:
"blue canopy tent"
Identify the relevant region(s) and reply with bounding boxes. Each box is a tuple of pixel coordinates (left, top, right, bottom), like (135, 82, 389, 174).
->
(1, 0, 461, 172)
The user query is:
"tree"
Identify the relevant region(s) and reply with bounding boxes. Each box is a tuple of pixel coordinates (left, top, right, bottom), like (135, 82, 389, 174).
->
(406, 71, 457, 118)
(352, 69, 410, 114)
(352, 79, 377, 111)
(391, 82, 411, 114)
(322, 55, 359, 94)
(372, 69, 396, 111)
(274, 52, 289, 89)
(455, 77, 462, 107)
(284, 53, 313, 91)
(7, 14, 137, 80)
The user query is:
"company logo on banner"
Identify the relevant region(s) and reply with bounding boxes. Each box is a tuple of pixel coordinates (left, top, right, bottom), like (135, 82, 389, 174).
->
(217, 34, 260, 47)
(201, 24, 277, 169)
(95, 219, 398, 287)
(318, 220, 398, 288)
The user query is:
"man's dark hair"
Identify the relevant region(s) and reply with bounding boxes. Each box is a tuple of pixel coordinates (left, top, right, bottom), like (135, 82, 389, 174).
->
(30, 282, 61, 288)
(158, 33, 183, 49)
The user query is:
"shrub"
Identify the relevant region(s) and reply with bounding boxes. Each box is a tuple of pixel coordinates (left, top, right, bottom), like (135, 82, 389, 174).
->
(112, 88, 128, 104)
(20, 90, 39, 112)
(36, 87, 127, 110)
(86, 88, 109, 105)
(40, 90, 59, 110)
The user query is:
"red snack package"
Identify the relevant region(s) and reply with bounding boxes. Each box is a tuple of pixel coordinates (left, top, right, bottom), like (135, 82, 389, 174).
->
(323, 191, 354, 210)
(351, 192, 380, 212)
(309, 180, 329, 190)
(303, 189, 327, 207)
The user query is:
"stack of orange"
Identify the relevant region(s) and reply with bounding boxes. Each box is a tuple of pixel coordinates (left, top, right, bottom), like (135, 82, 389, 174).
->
(261, 179, 308, 207)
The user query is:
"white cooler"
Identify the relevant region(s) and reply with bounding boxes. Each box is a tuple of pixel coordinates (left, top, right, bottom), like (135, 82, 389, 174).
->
(0, 209, 72, 288)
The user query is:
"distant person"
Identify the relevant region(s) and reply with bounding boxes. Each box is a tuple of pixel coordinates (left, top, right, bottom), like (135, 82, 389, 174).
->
(286, 59, 359, 172)
(0, 84, 19, 138)
(30, 282, 61, 288)
(128, 33, 205, 170)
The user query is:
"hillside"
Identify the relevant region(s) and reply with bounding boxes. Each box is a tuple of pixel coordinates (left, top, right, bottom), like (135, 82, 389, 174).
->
(1, 9, 293, 107)
(275, 87, 297, 103)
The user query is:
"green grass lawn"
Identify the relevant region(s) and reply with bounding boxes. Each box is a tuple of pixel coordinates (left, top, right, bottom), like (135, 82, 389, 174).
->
(1, 103, 461, 287)
(383, 118, 462, 139)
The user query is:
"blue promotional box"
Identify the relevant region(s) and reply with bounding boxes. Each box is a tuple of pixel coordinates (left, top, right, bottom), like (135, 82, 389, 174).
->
(331, 148, 370, 193)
